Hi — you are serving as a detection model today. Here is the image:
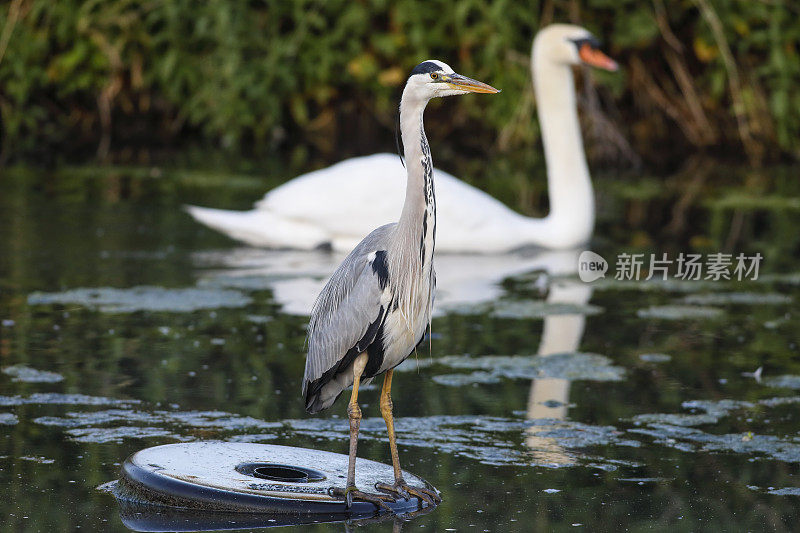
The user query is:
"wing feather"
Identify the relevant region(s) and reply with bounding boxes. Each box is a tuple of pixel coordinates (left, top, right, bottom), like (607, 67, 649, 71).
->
(302, 224, 394, 411)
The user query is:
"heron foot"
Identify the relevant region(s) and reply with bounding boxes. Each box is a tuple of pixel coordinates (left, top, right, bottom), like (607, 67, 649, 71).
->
(329, 485, 394, 512)
(375, 479, 441, 506)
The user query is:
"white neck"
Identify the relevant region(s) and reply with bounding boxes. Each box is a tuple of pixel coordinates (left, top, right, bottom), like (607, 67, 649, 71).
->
(396, 94, 432, 241)
(521, 40, 594, 248)
(389, 88, 436, 325)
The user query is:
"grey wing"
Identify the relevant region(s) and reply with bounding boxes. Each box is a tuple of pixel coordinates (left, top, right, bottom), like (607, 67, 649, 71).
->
(302, 224, 394, 412)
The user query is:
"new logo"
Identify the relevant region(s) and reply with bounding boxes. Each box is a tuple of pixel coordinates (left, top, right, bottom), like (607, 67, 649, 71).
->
(578, 251, 608, 282)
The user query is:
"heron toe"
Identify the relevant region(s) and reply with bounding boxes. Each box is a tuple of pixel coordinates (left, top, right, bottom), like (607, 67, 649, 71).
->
(375, 480, 441, 506)
(330, 485, 394, 512)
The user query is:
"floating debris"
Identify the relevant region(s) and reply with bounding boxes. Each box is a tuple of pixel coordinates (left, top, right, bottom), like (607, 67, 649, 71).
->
(432, 372, 500, 386)
(527, 418, 641, 450)
(636, 305, 724, 320)
(681, 292, 792, 306)
(35, 410, 159, 428)
(632, 413, 720, 427)
(27, 286, 252, 313)
(489, 300, 602, 319)
(96, 480, 117, 494)
(591, 278, 724, 293)
(629, 398, 800, 464)
(681, 399, 755, 419)
(34, 409, 281, 432)
(198, 275, 275, 292)
(228, 434, 280, 443)
(638, 353, 672, 363)
(631, 398, 755, 428)
(98, 250, 171, 260)
(427, 353, 624, 386)
(246, 314, 273, 324)
(0, 393, 139, 407)
(767, 487, 800, 496)
(19, 456, 55, 464)
(445, 300, 602, 319)
(741, 367, 763, 382)
(284, 415, 638, 470)
(758, 396, 800, 407)
(630, 424, 800, 463)
(30, 407, 281, 445)
(65, 426, 185, 444)
(0, 413, 18, 425)
(762, 375, 800, 390)
(764, 316, 791, 329)
(3, 365, 64, 383)
(757, 273, 800, 286)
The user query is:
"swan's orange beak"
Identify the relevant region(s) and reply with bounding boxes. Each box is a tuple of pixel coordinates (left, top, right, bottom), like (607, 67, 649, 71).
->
(579, 43, 618, 72)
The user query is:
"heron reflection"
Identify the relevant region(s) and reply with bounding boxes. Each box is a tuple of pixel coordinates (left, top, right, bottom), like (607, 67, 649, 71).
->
(194, 247, 593, 469)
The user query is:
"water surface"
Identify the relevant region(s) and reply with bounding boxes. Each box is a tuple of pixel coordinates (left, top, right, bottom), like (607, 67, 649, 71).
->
(1, 164, 799, 531)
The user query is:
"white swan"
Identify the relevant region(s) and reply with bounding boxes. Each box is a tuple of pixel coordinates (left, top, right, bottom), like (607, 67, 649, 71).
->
(187, 24, 617, 253)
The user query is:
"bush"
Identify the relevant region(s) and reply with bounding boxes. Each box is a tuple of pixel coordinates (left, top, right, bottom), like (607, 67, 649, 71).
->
(0, 0, 798, 166)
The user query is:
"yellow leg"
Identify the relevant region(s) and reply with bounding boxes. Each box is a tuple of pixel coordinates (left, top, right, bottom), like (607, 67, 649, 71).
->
(375, 369, 441, 506)
(379, 370, 404, 482)
(330, 353, 392, 511)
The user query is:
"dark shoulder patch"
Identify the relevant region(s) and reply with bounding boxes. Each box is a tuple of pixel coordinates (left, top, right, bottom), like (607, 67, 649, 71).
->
(411, 61, 441, 76)
(371, 250, 389, 289)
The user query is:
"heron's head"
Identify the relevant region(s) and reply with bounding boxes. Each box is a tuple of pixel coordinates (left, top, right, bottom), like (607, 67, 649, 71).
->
(533, 24, 618, 72)
(403, 60, 500, 101)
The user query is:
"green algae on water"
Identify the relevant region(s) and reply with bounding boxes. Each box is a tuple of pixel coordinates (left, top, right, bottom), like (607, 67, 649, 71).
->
(0, 413, 18, 425)
(638, 353, 672, 363)
(427, 353, 625, 385)
(3, 365, 64, 383)
(636, 305, 724, 320)
(680, 292, 792, 306)
(27, 286, 252, 313)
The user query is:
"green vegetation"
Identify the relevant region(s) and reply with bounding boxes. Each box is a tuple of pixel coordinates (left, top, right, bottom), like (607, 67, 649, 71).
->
(0, 0, 798, 166)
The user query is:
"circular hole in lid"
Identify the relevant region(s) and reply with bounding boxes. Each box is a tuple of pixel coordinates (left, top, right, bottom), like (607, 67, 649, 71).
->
(236, 462, 326, 483)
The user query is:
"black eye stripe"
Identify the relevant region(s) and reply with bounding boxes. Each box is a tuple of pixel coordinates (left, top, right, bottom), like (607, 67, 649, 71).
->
(411, 61, 443, 75)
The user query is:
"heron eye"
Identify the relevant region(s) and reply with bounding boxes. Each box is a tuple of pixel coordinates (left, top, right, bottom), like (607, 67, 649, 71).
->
(430, 72, 439, 80)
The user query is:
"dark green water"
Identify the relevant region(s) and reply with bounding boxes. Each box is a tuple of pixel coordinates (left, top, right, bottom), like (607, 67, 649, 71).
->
(1, 163, 800, 532)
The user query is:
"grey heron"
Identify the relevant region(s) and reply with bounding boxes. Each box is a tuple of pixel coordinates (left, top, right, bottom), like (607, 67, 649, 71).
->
(302, 60, 498, 509)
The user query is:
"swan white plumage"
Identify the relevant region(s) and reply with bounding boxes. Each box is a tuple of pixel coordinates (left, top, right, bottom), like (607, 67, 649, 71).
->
(187, 24, 617, 253)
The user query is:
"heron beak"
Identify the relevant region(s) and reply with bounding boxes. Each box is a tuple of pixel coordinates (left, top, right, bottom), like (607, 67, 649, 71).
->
(578, 43, 618, 72)
(444, 73, 500, 94)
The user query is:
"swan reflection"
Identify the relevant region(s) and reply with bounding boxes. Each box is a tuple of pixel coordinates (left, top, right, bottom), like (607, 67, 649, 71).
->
(193, 248, 581, 317)
(524, 251, 592, 466)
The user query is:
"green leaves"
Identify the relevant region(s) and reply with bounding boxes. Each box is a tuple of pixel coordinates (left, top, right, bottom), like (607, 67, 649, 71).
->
(0, 0, 798, 163)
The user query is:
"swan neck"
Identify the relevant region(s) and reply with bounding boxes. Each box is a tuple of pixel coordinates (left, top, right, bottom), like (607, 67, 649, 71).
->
(532, 50, 594, 229)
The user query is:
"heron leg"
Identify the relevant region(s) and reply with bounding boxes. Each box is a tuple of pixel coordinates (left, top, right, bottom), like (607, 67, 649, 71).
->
(375, 370, 441, 506)
(379, 370, 404, 481)
(345, 353, 367, 491)
(330, 353, 392, 511)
